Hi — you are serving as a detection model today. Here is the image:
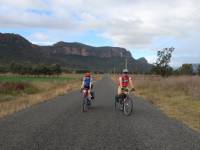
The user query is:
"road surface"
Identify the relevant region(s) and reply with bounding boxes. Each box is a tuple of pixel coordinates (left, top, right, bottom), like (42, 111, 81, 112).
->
(0, 76, 200, 150)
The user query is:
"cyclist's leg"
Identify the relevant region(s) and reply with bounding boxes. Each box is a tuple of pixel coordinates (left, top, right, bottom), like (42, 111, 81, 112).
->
(115, 86, 121, 102)
(88, 89, 91, 97)
(90, 84, 95, 99)
(118, 86, 122, 95)
(91, 91, 94, 100)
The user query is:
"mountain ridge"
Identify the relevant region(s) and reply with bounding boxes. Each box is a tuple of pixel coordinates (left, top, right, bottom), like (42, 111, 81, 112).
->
(0, 33, 152, 73)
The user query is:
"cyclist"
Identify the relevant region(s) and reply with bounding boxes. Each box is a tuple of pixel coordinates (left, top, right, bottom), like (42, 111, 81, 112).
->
(81, 72, 94, 99)
(116, 69, 135, 102)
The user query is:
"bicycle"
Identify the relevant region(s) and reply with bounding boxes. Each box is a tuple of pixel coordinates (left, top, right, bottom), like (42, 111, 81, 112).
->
(115, 87, 134, 116)
(81, 88, 92, 112)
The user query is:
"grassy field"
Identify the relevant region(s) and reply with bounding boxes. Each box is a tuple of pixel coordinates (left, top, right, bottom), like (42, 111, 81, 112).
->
(0, 74, 101, 118)
(112, 75, 200, 132)
(0, 75, 73, 82)
(0, 75, 75, 102)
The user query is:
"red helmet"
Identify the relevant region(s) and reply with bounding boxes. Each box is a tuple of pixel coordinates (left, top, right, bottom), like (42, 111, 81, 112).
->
(85, 72, 91, 77)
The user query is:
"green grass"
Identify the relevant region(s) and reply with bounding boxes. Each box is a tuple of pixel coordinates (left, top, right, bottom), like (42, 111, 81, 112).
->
(0, 76, 74, 83)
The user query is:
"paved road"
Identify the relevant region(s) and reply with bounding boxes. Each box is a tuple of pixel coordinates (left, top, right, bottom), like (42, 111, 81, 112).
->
(0, 76, 200, 150)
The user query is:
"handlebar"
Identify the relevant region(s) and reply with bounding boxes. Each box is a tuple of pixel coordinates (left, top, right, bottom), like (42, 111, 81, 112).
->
(121, 88, 135, 94)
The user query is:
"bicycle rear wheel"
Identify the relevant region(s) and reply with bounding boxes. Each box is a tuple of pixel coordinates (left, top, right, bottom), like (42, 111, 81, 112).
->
(82, 98, 88, 112)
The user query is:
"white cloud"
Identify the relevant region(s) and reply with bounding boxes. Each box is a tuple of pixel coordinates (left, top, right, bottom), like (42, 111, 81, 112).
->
(29, 32, 50, 44)
(0, 0, 200, 65)
(1, 0, 200, 45)
(0, 0, 47, 9)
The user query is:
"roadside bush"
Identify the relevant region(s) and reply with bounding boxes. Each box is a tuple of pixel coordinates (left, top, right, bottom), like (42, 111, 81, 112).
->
(0, 83, 25, 91)
(0, 82, 38, 95)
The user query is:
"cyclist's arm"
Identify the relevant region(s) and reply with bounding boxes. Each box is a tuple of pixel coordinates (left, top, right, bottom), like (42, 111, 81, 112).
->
(119, 77, 122, 88)
(129, 77, 134, 89)
(81, 77, 85, 89)
(90, 77, 93, 89)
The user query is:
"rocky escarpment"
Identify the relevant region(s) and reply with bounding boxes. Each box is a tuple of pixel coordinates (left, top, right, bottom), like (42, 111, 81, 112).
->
(0, 33, 152, 73)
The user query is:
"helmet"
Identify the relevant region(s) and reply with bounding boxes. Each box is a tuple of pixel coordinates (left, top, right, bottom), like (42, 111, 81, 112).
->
(122, 69, 128, 73)
(85, 72, 91, 77)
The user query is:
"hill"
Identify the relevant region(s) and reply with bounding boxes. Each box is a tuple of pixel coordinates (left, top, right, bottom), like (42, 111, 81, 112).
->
(0, 33, 152, 73)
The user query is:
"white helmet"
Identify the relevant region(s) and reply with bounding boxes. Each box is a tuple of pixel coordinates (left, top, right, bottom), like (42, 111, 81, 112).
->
(123, 69, 128, 73)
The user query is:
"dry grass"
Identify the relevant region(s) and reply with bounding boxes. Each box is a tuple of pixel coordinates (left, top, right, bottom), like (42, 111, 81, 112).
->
(0, 80, 80, 117)
(112, 74, 200, 132)
(0, 73, 101, 118)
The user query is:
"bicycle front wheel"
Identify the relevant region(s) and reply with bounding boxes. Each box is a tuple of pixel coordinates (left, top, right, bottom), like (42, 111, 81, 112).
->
(123, 97, 133, 116)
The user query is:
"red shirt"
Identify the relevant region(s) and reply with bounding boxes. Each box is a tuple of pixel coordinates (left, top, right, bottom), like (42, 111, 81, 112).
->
(119, 75, 131, 87)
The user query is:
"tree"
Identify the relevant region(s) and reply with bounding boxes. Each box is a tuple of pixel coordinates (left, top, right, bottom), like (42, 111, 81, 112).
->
(40, 65, 49, 76)
(0, 65, 7, 73)
(51, 64, 62, 76)
(32, 66, 40, 77)
(8, 62, 63, 76)
(10, 62, 22, 74)
(197, 65, 200, 76)
(173, 68, 181, 75)
(180, 64, 193, 75)
(152, 47, 175, 76)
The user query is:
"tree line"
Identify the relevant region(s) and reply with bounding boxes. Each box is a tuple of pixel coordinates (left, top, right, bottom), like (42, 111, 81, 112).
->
(151, 47, 200, 76)
(0, 50, 199, 76)
(173, 64, 200, 75)
(0, 62, 62, 76)
(0, 62, 104, 75)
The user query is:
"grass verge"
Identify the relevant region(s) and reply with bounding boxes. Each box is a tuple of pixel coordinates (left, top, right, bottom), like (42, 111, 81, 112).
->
(0, 74, 101, 118)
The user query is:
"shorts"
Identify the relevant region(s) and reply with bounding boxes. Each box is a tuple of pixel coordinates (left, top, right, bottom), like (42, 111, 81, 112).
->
(84, 85, 90, 90)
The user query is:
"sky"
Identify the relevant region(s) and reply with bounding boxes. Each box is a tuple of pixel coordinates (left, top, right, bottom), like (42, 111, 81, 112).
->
(0, 0, 200, 67)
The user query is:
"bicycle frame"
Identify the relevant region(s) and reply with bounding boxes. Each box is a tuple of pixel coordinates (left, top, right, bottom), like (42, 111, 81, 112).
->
(82, 89, 89, 97)
(115, 87, 133, 116)
(82, 88, 91, 112)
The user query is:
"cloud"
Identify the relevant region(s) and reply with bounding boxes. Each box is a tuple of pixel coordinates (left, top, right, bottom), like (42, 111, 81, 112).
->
(0, 0, 200, 65)
(0, 0, 80, 30)
(0, 0, 47, 9)
(29, 32, 50, 45)
(1, 0, 200, 46)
